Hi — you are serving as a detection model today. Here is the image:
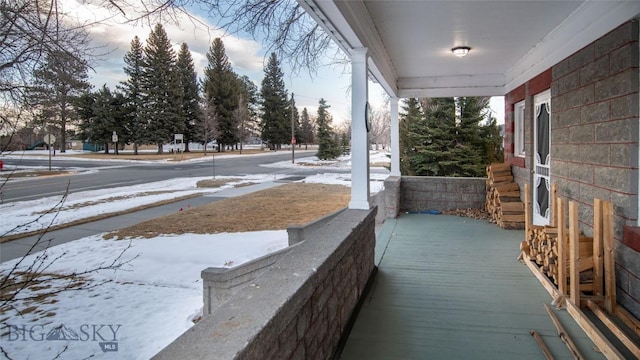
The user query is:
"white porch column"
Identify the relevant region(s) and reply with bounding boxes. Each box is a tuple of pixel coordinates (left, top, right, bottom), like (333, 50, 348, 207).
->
(349, 48, 370, 210)
(390, 97, 401, 177)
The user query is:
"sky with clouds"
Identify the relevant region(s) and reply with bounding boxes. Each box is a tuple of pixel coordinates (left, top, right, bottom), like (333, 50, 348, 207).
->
(61, 0, 503, 125)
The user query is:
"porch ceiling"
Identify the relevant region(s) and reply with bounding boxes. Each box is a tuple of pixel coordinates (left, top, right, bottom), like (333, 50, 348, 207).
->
(299, 0, 640, 98)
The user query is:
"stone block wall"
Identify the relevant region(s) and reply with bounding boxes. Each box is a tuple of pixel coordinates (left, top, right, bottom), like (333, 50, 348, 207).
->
(201, 247, 293, 315)
(153, 208, 376, 360)
(551, 20, 640, 317)
(287, 208, 346, 245)
(400, 176, 486, 212)
(504, 20, 640, 318)
(551, 20, 639, 233)
(383, 176, 401, 218)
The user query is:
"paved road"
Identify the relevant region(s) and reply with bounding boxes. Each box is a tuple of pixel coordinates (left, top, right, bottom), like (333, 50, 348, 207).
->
(0, 151, 389, 261)
(1, 151, 324, 203)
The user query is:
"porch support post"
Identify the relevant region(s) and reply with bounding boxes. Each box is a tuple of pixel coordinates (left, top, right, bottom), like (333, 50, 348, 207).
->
(390, 97, 401, 176)
(349, 48, 371, 210)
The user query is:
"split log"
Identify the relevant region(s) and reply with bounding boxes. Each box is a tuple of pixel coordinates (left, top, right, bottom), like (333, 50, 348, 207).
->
(485, 163, 525, 229)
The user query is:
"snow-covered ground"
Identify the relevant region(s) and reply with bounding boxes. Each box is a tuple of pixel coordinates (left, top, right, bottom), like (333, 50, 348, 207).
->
(0, 152, 390, 360)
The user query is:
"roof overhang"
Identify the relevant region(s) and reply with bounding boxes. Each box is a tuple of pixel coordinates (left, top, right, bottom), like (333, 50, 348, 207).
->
(298, 0, 640, 98)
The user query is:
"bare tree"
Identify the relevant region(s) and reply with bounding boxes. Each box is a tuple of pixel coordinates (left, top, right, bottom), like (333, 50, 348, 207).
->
(202, 95, 220, 155)
(0, 0, 94, 105)
(212, 0, 336, 74)
(368, 106, 391, 150)
(100, 0, 339, 74)
(233, 94, 249, 153)
(0, 5, 129, 358)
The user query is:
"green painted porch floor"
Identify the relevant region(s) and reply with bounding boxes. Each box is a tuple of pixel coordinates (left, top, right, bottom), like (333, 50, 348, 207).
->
(339, 214, 605, 360)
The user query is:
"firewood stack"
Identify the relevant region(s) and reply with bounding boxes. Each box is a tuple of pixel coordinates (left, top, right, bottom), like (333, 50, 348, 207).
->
(523, 227, 594, 289)
(521, 184, 600, 295)
(485, 163, 525, 229)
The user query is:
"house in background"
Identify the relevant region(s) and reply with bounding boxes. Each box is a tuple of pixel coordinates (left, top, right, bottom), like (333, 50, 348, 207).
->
(297, 0, 640, 320)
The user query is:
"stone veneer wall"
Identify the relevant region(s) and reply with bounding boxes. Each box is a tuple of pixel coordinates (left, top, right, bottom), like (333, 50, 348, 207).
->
(153, 208, 376, 360)
(400, 176, 486, 212)
(505, 20, 640, 318)
(552, 20, 639, 317)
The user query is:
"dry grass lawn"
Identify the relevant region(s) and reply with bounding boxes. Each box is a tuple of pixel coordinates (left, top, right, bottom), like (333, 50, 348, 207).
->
(106, 183, 351, 239)
(0, 170, 75, 179)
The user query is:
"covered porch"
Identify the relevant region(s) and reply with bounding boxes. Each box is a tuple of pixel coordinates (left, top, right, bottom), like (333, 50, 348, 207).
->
(340, 214, 608, 359)
(300, 0, 640, 357)
(155, 1, 640, 358)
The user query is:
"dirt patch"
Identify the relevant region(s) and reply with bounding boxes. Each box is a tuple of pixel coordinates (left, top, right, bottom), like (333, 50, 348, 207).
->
(195, 179, 257, 189)
(0, 271, 88, 322)
(196, 178, 243, 188)
(0, 170, 76, 179)
(106, 183, 350, 239)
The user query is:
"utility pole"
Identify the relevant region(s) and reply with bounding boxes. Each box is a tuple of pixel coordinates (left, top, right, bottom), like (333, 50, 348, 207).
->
(291, 92, 295, 164)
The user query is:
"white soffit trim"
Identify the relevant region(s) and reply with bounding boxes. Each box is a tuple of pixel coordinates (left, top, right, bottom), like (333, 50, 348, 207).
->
(505, 1, 640, 93)
(398, 74, 506, 97)
(334, 1, 398, 96)
(400, 87, 504, 99)
(299, 0, 399, 96)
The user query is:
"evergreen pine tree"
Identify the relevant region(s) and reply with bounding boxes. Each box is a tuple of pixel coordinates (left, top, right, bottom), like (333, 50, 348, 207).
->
(140, 24, 183, 154)
(315, 98, 340, 160)
(459, 97, 504, 165)
(260, 53, 290, 150)
(203, 38, 240, 151)
(238, 75, 260, 144)
(400, 97, 503, 177)
(453, 97, 489, 176)
(234, 94, 248, 152)
(480, 116, 505, 165)
(176, 43, 202, 152)
(120, 36, 145, 155)
(74, 91, 97, 146)
(299, 107, 314, 150)
(413, 98, 458, 176)
(29, 50, 92, 153)
(76, 86, 129, 154)
(399, 98, 422, 175)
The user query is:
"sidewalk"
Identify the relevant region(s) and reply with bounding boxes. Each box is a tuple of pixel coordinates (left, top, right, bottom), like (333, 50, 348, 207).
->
(0, 181, 284, 262)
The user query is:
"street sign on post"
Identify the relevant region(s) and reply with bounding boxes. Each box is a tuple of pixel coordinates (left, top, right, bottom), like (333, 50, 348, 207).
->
(43, 134, 56, 145)
(43, 134, 56, 170)
(112, 131, 118, 155)
(174, 133, 184, 158)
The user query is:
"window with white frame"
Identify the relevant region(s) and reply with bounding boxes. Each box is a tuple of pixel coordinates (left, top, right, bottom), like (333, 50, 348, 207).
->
(514, 100, 525, 157)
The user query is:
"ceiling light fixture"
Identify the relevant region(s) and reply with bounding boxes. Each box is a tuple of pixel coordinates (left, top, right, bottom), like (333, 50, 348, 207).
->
(451, 46, 471, 58)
